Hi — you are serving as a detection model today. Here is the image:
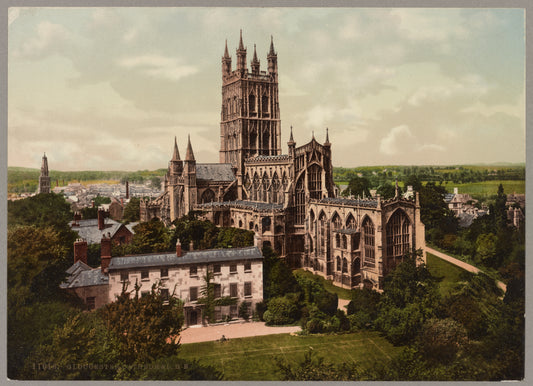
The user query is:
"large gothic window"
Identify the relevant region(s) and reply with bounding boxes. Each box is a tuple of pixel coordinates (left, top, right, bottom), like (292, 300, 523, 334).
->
(295, 177, 305, 225)
(201, 189, 216, 204)
(362, 217, 375, 268)
(262, 131, 270, 155)
(252, 173, 260, 201)
(342, 258, 348, 273)
(261, 173, 269, 202)
(307, 164, 322, 199)
(262, 95, 269, 116)
(386, 210, 411, 258)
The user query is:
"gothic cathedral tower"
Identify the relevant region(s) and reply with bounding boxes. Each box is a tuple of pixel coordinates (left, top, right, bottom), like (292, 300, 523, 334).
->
(220, 31, 281, 198)
(38, 153, 51, 194)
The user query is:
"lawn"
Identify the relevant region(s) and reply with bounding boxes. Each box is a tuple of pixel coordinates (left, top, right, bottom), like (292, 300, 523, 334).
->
(179, 331, 401, 380)
(426, 252, 466, 297)
(293, 269, 352, 300)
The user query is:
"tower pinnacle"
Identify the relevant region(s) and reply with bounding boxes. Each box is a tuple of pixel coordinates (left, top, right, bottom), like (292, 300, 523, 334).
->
(172, 136, 181, 160)
(324, 127, 331, 146)
(185, 134, 195, 161)
(224, 39, 230, 58)
(239, 29, 244, 50)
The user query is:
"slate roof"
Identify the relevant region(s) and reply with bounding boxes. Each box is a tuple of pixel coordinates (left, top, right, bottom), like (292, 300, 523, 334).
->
(196, 163, 235, 182)
(245, 154, 290, 163)
(70, 218, 133, 244)
(318, 197, 379, 208)
(108, 246, 263, 270)
(60, 261, 109, 289)
(198, 200, 284, 212)
(444, 193, 455, 203)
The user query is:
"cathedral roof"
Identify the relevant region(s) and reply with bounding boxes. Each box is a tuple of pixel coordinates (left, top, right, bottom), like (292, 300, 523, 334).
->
(245, 154, 290, 163)
(196, 163, 236, 182)
(108, 246, 262, 270)
(317, 197, 379, 208)
(198, 200, 284, 212)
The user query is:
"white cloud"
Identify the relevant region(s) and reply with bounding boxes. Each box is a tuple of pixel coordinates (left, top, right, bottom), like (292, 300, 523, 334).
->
(380, 125, 414, 155)
(408, 74, 489, 106)
(15, 21, 71, 58)
(390, 9, 469, 42)
(116, 55, 198, 81)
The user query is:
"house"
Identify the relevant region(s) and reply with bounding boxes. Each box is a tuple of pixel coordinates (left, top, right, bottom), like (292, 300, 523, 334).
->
(70, 208, 134, 245)
(61, 237, 264, 326)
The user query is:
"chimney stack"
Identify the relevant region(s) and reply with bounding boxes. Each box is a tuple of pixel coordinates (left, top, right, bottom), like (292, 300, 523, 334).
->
(98, 208, 105, 230)
(92, 200, 95, 208)
(126, 181, 129, 199)
(74, 238, 88, 264)
(101, 233, 112, 274)
(176, 239, 182, 257)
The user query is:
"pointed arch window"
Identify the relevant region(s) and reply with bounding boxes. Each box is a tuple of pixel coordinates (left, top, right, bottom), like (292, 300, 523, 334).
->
(332, 213, 342, 230)
(249, 94, 256, 113)
(295, 177, 306, 225)
(346, 213, 356, 229)
(362, 217, 375, 268)
(336, 256, 341, 271)
(271, 173, 280, 203)
(386, 210, 411, 258)
(318, 212, 327, 255)
(262, 95, 269, 116)
(308, 164, 322, 199)
(201, 189, 216, 204)
(335, 233, 341, 248)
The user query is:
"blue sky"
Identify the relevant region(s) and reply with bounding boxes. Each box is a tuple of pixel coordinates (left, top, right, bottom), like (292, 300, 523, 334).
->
(8, 7, 525, 171)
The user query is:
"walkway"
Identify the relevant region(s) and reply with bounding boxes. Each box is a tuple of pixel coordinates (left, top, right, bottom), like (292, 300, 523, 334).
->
(179, 322, 301, 344)
(425, 246, 507, 292)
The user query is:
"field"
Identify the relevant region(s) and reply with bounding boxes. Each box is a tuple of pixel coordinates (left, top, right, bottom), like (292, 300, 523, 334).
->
(440, 180, 524, 198)
(179, 331, 401, 380)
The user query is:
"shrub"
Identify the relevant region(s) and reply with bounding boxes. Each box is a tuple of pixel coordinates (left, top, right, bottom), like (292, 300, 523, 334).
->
(264, 297, 299, 325)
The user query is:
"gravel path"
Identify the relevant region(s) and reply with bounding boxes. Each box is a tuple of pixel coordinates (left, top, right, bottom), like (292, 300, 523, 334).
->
(426, 246, 507, 292)
(179, 322, 301, 344)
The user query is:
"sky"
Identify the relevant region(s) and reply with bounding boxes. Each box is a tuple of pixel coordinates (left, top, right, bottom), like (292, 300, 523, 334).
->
(7, 7, 526, 171)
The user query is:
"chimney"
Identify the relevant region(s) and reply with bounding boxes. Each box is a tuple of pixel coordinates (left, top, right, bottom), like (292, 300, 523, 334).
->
(100, 233, 112, 274)
(74, 238, 88, 264)
(189, 240, 194, 251)
(98, 208, 105, 230)
(72, 211, 81, 226)
(92, 200, 95, 208)
(176, 239, 182, 257)
(454, 187, 458, 195)
(126, 181, 129, 199)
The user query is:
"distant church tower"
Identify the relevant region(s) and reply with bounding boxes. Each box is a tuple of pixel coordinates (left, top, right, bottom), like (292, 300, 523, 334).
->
(220, 31, 281, 198)
(38, 153, 51, 194)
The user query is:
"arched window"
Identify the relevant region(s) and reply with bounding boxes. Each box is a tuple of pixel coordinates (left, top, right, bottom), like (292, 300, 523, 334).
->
(262, 95, 269, 115)
(271, 173, 280, 204)
(362, 217, 375, 268)
(352, 258, 360, 274)
(249, 94, 255, 112)
(342, 234, 347, 249)
(239, 220, 243, 228)
(342, 258, 348, 273)
(332, 212, 342, 230)
(386, 210, 411, 259)
(249, 221, 254, 230)
(200, 189, 215, 204)
(262, 131, 270, 155)
(307, 164, 322, 199)
(295, 177, 305, 225)
(309, 209, 315, 232)
(261, 173, 269, 202)
(336, 256, 341, 271)
(318, 212, 327, 255)
(346, 213, 356, 229)
(335, 233, 341, 248)
(252, 173, 260, 201)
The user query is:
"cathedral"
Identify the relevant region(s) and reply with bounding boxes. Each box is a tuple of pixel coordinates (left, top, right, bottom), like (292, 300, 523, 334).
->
(140, 32, 425, 290)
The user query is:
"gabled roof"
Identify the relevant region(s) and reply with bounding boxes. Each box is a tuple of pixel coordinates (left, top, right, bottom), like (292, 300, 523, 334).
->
(61, 263, 109, 288)
(196, 163, 235, 182)
(70, 218, 134, 244)
(108, 246, 263, 270)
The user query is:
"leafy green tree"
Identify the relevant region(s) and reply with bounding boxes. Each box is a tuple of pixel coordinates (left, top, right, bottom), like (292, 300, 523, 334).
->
(376, 183, 396, 199)
(123, 197, 140, 223)
(262, 246, 300, 300)
(263, 297, 299, 325)
(98, 282, 184, 379)
(275, 349, 361, 381)
(81, 206, 99, 219)
(344, 176, 371, 198)
(415, 318, 468, 364)
(130, 219, 171, 254)
(8, 193, 73, 230)
(474, 233, 497, 265)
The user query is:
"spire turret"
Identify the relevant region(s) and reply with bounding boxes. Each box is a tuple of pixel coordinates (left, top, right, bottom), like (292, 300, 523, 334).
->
(251, 44, 260, 74)
(172, 136, 181, 160)
(224, 39, 230, 58)
(185, 134, 195, 161)
(267, 35, 278, 78)
(236, 29, 247, 72)
(222, 39, 232, 75)
(324, 127, 331, 147)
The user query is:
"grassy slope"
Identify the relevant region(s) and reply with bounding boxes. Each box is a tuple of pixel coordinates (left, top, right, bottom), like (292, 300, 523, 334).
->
(179, 331, 401, 381)
(426, 252, 465, 297)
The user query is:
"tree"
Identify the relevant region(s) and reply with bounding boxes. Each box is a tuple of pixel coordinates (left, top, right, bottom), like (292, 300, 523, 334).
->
(123, 197, 140, 223)
(129, 218, 171, 254)
(275, 349, 361, 381)
(262, 246, 300, 300)
(8, 193, 73, 230)
(474, 233, 497, 265)
(238, 301, 250, 321)
(344, 176, 371, 198)
(98, 282, 184, 379)
(416, 318, 468, 364)
(263, 297, 299, 325)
